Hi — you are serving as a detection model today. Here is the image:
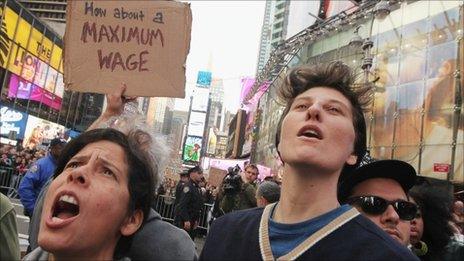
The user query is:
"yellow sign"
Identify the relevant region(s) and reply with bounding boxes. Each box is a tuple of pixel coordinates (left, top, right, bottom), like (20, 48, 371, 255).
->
(1, 7, 19, 68)
(15, 18, 31, 49)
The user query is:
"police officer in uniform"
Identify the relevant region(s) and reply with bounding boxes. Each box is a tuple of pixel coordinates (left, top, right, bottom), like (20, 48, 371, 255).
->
(174, 166, 204, 240)
(173, 170, 189, 208)
(18, 138, 66, 217)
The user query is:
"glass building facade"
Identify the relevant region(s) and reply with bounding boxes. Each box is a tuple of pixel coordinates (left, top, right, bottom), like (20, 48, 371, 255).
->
(253, 1, 463, 183)
(0, 0, 103, 146)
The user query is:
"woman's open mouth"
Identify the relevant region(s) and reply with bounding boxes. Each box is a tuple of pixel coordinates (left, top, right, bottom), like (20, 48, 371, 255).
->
(46, 193, 80, 228)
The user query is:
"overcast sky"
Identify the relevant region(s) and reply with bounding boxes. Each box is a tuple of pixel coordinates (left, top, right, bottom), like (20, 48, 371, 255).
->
(174, 1, 265, 112)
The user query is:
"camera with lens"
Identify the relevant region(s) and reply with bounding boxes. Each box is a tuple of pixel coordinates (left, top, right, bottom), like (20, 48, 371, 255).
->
(222, 165, 242, 195)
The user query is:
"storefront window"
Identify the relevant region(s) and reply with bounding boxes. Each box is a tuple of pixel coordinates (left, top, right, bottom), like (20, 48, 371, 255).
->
(429, 6, 460, 46)
(420, 144, 452, 177)
(423, 109, 455, 145)
(394, 112, 422, 146)
(393, 145, 420, 170)
(371, 115, 395, 146)
(373, 52, 399, 88)
(401, 19, 428, 53)
(424, 76, 455, 111)
(397, 82, 425, 112)
(370, 146, 392, 159)
(399, 50, 426, 84)
(427, 41, 457, 78)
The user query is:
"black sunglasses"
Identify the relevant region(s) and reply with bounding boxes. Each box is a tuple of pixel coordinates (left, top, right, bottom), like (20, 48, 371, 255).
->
(347, 196, 418, 221)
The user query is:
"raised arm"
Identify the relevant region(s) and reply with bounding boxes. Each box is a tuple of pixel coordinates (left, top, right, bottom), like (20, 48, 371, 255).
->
(87, 84, 137, 131)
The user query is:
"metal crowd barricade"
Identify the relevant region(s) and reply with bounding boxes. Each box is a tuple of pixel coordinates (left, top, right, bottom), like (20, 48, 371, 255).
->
(0, 166, 24, 198)
(153, 194, 213, 232)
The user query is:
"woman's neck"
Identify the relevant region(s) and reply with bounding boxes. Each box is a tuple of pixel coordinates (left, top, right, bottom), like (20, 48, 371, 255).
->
(273, 164, 341, 224)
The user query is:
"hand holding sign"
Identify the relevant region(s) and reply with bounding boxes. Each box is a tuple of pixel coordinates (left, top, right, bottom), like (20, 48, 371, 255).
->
(87, 83, 137, 131)
(64, 0, 192, 97)
(103, 83, 136, 118)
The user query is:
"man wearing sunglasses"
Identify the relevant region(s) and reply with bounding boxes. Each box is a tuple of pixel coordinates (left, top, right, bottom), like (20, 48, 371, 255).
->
(338, 159, 418, 246)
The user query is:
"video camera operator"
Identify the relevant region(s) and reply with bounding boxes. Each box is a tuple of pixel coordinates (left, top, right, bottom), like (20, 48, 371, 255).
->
(219, 164, 259, 214)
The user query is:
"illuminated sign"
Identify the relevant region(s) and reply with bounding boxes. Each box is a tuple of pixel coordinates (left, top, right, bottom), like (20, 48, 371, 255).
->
(183, 136, 202, 162)
(187, 111, 206, 137)
(191, 87, 209, 112)
(8, 74, 62, 110)
(0, 106, 28, 139)
(196, 71, 212, 87)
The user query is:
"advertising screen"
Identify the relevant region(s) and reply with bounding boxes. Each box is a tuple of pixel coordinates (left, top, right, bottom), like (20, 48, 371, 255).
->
(183, 136, 202, 162)
(55, 73, 65, 98)
(191, 87, 209, 112)
(196, 71, 212, 87)
(0, 4, 64, 73)
(45, 67, 58, 93)
(8, 74, 62, 110)
(187, 111, 206, 137)
(23, 114, 65, 149)
(0, 106, 28, 139)
(34, 59, 49, 88)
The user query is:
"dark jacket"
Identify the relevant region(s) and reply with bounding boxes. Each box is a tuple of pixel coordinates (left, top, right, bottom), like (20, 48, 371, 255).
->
(175, 180, 204, 222)
(200, 207, 419, 260)
(220, 182, 257, 213)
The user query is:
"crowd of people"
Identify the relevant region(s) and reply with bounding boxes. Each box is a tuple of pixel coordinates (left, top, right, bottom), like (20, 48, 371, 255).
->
(0, 145, 47, 175)
(0, 63, 463, 261)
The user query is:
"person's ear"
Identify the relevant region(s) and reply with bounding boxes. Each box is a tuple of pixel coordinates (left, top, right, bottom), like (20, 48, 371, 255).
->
(120, 209, 143, 236)
(346, 154, 357, 166)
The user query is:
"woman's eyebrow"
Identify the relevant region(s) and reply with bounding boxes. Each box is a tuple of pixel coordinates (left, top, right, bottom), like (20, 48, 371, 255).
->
(97, 155, 124, 174)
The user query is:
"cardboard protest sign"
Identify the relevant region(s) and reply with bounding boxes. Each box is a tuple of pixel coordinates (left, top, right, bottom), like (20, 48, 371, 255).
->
(208, 167, 227, 188)
(64, 0, 192, 97)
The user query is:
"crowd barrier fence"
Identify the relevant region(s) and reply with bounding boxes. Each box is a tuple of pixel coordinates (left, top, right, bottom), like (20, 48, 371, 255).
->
(153, 195, 213, 232)
(0, 166, 23, 198)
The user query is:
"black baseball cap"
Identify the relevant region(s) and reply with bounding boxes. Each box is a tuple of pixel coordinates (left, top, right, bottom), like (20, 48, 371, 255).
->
(49, 138, 67, 148)
(338, 159, 417, 203)
(187, 166, 203, 175)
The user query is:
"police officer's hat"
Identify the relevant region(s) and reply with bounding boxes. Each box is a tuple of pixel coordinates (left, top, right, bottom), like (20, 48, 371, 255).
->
(179, 170, 189, 177)
(50, 138, 67, 148)
(187, 166, 203, 175)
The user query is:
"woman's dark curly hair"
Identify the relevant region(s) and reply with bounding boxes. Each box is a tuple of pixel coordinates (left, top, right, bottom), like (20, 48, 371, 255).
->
(409, 184, 454, 253)
(53, 128, 157, 257)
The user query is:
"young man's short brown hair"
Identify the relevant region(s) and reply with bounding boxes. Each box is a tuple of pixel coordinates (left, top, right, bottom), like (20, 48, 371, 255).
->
(275, 61, 372, 169)
(245, 164, 259, 173)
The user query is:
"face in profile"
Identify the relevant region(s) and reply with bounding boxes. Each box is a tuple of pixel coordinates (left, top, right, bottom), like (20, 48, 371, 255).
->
(350, 178, 411, 246)
(278, 87, 357, 172)
(409, 198, 423, 245)
(38, 140, 142, 258)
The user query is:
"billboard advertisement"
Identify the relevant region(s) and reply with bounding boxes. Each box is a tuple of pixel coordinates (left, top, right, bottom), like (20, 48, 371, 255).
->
(1, 5, 63, 72)
(23, 115, 65, 149)
(8, 74, 62, 110)
(196, 71, 212, 87)
(239, 77, 255, 105)
(183, 136, 202, 162)
(187, 111, 206, 137)
(191, 87, 210, 112)
(241, 81, 271, 156)
(0, 106, 28, 139)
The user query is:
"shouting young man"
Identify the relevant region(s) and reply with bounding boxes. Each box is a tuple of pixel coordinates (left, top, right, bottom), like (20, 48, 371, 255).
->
(200, 62, 418, 260)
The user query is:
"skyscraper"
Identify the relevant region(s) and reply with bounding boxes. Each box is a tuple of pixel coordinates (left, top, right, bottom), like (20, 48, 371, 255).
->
(255, 0, 290, 76)
(146, 97, 175, 135)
